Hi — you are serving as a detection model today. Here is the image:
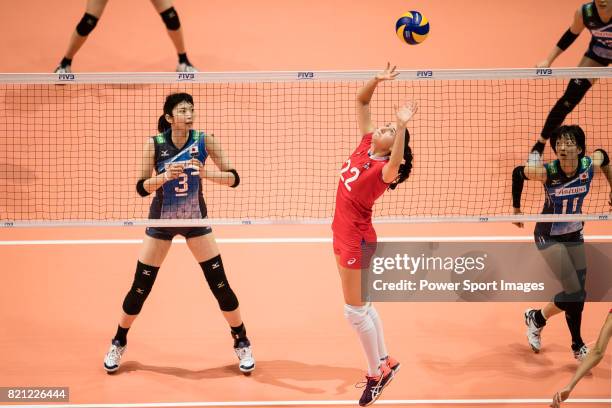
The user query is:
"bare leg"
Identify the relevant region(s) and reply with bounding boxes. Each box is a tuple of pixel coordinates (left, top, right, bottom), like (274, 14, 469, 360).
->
(60, 0, 109, 65)
(150, 0, 188, 56)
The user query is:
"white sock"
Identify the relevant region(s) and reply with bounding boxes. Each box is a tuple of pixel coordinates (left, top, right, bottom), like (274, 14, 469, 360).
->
(344, 304, 381, 376)
(366, 303, 388, 362)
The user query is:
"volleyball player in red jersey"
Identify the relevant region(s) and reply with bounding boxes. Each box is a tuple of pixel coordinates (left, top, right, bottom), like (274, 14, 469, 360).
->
(551, 309, 612, 407)
(332, 63, 417, 406)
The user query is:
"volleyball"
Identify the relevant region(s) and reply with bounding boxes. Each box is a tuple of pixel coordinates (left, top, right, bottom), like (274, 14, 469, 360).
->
(396, 11, 429, 45)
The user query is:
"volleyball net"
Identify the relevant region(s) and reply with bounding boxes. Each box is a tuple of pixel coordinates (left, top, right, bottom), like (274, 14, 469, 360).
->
(0, 68, 610, 227)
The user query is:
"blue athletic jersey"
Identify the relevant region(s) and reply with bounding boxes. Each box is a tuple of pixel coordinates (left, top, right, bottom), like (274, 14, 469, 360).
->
(148, 129, 209, 219)
(537, 156, 594, 236)
(582, 1, 612, 61)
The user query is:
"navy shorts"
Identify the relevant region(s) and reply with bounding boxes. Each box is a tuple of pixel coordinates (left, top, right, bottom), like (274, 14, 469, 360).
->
(145, 226, 212, 241)
(584, 46, 611, 66)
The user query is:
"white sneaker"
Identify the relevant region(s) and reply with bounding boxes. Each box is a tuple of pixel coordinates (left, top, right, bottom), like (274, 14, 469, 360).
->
(103, 340, 126, 373)
(234, 340, 255, 373)
(573, 344, 589, 362)
(176, 62, 197, 72)
(524, 309, 543, 353)
(54, 65, 72, 74)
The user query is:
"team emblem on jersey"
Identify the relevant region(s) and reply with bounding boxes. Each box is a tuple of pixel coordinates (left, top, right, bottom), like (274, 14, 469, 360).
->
(580, 172, 589, 183)
(190, 144, 199, 159)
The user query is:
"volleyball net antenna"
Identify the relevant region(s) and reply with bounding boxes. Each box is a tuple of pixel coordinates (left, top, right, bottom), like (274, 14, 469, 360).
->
(0, 68, 610, 227)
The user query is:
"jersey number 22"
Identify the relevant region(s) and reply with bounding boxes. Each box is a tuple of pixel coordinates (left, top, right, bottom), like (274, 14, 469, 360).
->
(340, 159, 360, 192)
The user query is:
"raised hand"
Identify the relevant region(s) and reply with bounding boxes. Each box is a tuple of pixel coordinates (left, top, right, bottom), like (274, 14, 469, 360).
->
(375, 62, 400, 81)
(395, 101, 418, 126)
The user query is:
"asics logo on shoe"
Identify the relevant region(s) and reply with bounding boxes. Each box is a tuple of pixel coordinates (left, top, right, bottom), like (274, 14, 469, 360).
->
(347, 258, 357, 265)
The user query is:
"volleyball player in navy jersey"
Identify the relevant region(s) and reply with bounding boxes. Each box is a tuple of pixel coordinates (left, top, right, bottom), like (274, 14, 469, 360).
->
(551, 309, 612, 407)
(512, 125, 612, 361)
(103, 93, 254, 374)
(532, 0, 610, 155)
(54, 0, 197, 73)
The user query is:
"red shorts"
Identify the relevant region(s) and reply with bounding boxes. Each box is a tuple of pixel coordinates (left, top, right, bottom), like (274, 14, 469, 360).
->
(332, 225, 377, 269)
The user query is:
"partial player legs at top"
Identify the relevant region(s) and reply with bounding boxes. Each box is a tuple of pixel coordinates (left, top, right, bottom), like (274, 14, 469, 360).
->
(149, 0, 197, 72)
(55, 0, 197, 73)
(54, 0, 109, 73)
(539, 56, 606, 143)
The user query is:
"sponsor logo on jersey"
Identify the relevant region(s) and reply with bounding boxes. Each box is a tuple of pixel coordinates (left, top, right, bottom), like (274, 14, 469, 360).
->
(347, 258, 357, 265)
(363, 162, 371, 169)
(161, 149, 169, 157)
(555, 185, 587, 196)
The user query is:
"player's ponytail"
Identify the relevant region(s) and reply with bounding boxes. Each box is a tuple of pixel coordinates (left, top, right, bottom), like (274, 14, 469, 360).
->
(158, 115, 171, 132)
(157, 92, 195, 132)
(389, 129, 413, 190)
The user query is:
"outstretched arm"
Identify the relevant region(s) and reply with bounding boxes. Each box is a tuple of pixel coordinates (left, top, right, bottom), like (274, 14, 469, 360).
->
(537, 7, 585, 68)
(356, 63, 399, 135)
(551, 313, 612, 408)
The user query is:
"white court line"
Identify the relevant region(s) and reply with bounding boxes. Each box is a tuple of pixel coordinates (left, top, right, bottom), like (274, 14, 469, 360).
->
(1, 235, 612, 246)
(4, 399, 610, 407)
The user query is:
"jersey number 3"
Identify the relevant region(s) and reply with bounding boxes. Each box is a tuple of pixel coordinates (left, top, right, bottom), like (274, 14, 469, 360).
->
(175, 173, 189, 196)
(340, 159, 360, 192)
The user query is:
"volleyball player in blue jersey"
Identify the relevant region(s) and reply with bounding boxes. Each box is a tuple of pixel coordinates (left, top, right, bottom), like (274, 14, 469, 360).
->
(103, 93, 254, 374)
(512, 125, 612, 360)
(54, 0, 197, 73)
(533, 0, 610, 153)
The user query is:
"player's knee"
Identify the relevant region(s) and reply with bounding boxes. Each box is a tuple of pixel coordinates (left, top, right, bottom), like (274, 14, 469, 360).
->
(554, 290, 586, 313)
(563, 78, 592, 107)
(160, 7, 181, 31)
(200, 255, 239, 312)
(344, 304, 372, 332)
(122, 261, 160, 315)
(76, 13, 99, 36)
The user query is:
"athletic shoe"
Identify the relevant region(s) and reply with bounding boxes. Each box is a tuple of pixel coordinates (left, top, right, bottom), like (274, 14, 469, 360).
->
(234, 339, 255, 373)
(54, 65, 72, 74)
(176, 63, 197, 72)
(103, 339, 126, 373)
(357, 364, 394, 407)
(524, 308, 543, 353)
(383, 355, 400, 373)
(573, 344, 589, 362)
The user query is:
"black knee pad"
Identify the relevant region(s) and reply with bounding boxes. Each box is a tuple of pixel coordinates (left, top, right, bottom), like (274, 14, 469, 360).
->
(200, 255, 239, 312)
(160, 7, 181, 31)
(122, 261, 160, 315)
(76, 13, 99, 36)
(541, 78, 592, 139)
(554, 291, 586, 313)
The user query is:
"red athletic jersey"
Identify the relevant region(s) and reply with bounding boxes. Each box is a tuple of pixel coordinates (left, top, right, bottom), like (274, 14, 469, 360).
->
(332, 133, 390, 236)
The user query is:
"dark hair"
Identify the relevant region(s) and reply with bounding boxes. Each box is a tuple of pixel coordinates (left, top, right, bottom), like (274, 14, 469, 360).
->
(550, 125, 586, 159)
(157, 93, 194, 132)
(389, 128, 413, 190)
